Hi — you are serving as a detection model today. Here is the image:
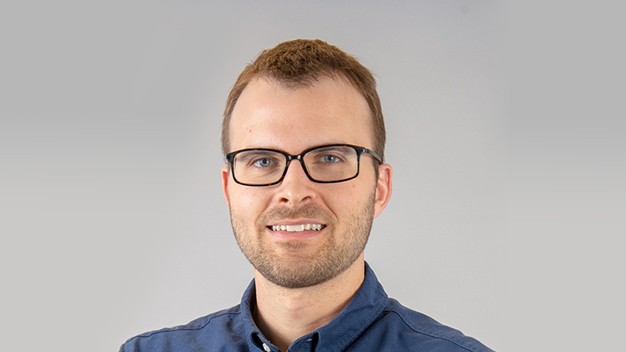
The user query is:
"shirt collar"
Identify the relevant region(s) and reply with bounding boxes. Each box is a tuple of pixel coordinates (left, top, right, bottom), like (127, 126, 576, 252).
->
(239, 262, 389, 351)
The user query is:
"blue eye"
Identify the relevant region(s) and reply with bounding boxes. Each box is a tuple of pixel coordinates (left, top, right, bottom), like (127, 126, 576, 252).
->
(253, 158, 273, 167)
(322, 155, 340, 163)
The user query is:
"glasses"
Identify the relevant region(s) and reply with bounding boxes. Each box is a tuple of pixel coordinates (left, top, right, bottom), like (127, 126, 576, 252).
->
(225, 144, 382, 186)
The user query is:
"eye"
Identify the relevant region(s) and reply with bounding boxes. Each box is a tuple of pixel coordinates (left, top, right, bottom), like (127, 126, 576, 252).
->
(321, 154, 341, 163)
(307, 147, 352, 165)
(252, 157, 274, 168)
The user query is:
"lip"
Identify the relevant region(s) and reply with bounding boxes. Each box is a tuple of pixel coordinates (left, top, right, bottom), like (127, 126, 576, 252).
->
(268, 218, 324, 226)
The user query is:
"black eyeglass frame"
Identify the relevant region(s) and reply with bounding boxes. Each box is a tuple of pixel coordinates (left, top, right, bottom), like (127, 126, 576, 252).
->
(225, 144, 382, 187)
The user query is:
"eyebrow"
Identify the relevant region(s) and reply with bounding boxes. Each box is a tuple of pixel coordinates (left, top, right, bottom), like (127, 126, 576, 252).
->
(236, 142, 348, 153)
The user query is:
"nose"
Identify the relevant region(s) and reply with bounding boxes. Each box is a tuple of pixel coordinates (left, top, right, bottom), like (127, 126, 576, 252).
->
(274, 159, 316, 206)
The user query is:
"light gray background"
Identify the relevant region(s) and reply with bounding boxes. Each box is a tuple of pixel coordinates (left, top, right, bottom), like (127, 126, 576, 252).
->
(2, 1, 623, 352)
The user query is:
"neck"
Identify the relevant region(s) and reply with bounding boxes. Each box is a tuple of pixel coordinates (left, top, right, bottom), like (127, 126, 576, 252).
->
(253, 256, 365, 352)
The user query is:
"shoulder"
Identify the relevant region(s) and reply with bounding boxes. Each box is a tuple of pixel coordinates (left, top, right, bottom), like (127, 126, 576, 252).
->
(372, 299, 495, 352)
(119, 305, 245, 352)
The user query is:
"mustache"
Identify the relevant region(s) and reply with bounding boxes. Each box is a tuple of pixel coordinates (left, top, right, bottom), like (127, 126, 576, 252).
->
(258, 204, 332, 225)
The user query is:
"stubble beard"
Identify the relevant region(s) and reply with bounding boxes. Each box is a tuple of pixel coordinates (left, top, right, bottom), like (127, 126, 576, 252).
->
(229, 192, 376, 289)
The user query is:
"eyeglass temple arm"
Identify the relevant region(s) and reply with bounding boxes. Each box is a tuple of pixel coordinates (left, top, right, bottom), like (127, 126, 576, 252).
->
(362, 148, 382, 163)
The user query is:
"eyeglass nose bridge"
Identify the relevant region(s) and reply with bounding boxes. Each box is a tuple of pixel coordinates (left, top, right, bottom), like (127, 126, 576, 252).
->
(280, 153, 312, 182)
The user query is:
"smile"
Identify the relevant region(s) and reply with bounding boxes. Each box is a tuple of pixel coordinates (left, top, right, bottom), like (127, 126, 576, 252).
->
(270, 224, 325, 232)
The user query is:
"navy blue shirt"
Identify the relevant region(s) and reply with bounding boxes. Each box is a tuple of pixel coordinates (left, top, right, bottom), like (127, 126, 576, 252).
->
(121, 263, 493, 351)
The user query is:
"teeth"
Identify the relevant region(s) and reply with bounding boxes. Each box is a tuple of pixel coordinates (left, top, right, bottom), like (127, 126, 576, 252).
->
(271, 224, 323, 232)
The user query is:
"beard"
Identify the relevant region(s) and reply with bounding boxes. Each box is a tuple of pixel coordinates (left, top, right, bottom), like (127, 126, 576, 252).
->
(228, 191, 376, 289)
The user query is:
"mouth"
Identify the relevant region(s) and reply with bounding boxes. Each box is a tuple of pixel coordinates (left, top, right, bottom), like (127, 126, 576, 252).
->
(268, 224, 326, 232)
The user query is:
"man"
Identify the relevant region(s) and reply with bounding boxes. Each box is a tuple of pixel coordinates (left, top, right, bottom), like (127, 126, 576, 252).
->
(121, 39, 493, 352)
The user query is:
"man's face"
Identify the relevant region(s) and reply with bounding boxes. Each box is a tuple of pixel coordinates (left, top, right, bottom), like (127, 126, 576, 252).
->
(221, 76, 391, 288)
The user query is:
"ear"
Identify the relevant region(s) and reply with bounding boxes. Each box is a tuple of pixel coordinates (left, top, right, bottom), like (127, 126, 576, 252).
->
(221, 165, 230, 208)
(373, 163, 392, 218)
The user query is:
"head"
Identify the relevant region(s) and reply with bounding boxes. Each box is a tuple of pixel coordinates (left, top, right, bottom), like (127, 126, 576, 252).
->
(222, 39, 386, 162)
(221, 39, 392, 289)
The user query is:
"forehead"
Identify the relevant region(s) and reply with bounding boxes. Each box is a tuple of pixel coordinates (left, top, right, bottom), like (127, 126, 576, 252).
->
(229, 76, 373, 153)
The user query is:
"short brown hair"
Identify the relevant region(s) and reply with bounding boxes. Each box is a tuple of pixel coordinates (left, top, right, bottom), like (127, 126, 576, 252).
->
(222, 39, 386, 161)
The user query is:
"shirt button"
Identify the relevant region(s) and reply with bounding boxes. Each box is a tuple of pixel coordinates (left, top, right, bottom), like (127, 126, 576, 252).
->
(262, 343, 271, 352)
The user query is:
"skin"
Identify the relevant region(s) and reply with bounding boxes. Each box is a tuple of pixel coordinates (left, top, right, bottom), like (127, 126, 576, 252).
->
(221, 76, 392, 351)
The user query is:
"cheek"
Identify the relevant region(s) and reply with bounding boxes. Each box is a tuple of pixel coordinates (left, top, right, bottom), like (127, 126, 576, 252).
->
(335, 174, 378, 212)
(227, 186, 270, 220)
(324, 182, 368, 213)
